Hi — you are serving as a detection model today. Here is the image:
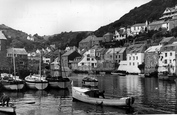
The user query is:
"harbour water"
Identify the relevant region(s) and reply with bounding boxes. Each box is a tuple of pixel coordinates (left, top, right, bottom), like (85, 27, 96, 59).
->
(1, 74, 177, 115)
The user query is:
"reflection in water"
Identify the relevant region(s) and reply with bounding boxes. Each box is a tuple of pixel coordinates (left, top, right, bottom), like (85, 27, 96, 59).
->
(1, 74, 177, 114)
(72, 100, 134, 114)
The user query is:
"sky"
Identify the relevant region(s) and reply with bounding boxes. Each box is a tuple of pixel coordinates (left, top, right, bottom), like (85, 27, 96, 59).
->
(0, 0, 151, 36)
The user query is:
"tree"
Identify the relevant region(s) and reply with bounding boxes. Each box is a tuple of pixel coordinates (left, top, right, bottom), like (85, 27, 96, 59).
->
(138, 62, 145, 73)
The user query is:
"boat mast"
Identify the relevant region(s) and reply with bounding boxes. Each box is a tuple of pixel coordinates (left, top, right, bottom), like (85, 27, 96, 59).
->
(59, 49, 62, 78)
(13, 48, 16, 80)
(39, 50, 42, 80)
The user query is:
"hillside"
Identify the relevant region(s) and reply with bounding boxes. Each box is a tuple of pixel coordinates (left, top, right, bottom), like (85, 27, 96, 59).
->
(94, 0, 177, 37)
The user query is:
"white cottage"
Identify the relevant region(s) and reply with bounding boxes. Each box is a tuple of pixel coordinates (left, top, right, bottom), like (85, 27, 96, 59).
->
(118, 44, 146, 74)
(78, 49, 97, 71)
(158, 43, 177, 74)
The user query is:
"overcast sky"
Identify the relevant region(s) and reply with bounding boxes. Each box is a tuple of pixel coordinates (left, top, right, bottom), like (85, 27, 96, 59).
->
(0, 0, 151, 36)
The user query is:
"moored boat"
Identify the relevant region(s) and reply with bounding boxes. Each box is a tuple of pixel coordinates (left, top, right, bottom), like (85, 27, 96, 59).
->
(0, 106, 16, 114)
(46, 76, 70, 89)
(82, 76, 98, 87)
(111, 70, 127, 76)
(0, 73, 24, 90)
(46, 50, 71, 89)
(25, 74, 48, 90)
(72, 86, 135, 107)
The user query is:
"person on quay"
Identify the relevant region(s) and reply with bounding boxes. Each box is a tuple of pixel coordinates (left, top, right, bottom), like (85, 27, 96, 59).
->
(0, 93, 10, 107)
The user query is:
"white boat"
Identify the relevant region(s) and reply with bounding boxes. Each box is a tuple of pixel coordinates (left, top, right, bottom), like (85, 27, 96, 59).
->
(25, 51, 48, 90)
(0, 48, 25, 90)
(0, 106, 16, 114)
(72, 86, 135, 107)
(25, 74, 48, 90)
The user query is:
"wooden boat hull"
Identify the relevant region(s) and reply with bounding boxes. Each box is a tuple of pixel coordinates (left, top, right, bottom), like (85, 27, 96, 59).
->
(25, 81, 48, 90)
(1, 81, 25, 90)
(72, 87, 134, 107)
(0, 106, 16, 113)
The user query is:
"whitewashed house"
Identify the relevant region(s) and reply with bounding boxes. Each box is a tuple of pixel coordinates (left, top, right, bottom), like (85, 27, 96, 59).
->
(118, 44, 146, 73)
(130, 23, 146, 35)
(158, 43, 177, 74)
(78, 49, 97, 71)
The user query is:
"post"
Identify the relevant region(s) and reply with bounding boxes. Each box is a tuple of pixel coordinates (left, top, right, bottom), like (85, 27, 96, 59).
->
(12, 48, 16, 80)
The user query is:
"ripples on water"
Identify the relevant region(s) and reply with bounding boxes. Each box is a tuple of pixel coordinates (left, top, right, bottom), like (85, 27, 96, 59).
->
(1, 74, 177, 114)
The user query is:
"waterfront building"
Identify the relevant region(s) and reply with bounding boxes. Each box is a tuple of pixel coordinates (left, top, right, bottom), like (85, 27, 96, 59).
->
(0, 31, 9, 71)
(118, 44, 146, 74)
(62, 49, 81, 68)
(114, 47, 126, 64)
(144, 45, 162, 75)
(78, 49, 97, 71)
(70, 56, 82, 71)
(158, 42, 177, 74)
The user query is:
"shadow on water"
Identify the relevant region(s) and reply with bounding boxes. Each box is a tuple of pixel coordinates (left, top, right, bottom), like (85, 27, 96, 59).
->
(0, 112, 16, 115)
(72, 101, 135, 114)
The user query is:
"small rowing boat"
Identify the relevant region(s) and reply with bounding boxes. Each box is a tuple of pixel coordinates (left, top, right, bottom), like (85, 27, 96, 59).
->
(72, 86, 134, 107)
(0, 105, 16, 114)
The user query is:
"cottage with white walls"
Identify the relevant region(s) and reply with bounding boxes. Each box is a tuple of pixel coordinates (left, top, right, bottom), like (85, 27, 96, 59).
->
(130, 23, 146, 35)
(158, 43, 177, 74)
(78, 49, 97, 71)
(118, 44, 146, 73)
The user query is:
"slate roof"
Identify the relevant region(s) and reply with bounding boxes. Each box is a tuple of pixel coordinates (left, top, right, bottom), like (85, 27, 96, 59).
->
(62, 50, 77, 57)
(127, 44, 145, 54)
(80, 35, 97, 43)
(131, 23, 145, 27)
(149, 20, 165, 26)
(160, 37, 174, 44)
(0, 31, 7, 40)
(145, 45, 162, 53)
(7, 48, 27, 55)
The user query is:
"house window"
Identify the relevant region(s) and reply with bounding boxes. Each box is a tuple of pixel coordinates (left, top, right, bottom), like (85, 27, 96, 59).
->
(82, 63, 84, 65)
(164, 59, 167, 64)
(136, 56, 138, 60)
(165, 53, 167, 57)
(119, 55, 121, 58)
(133, 62, 135, 66)
(137, 62, 139, 65)
(170, 52, 172, 56)
(170, 59, 172, 63)
(92, 58, 94, 61)
(133, 56, 135, 60)
(87, 58, 90, 61)
(19, 61, 24, 65)
(129, 57, 131, 60)
(91, 63, 94, 67)
(129, 62, 131, 66)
